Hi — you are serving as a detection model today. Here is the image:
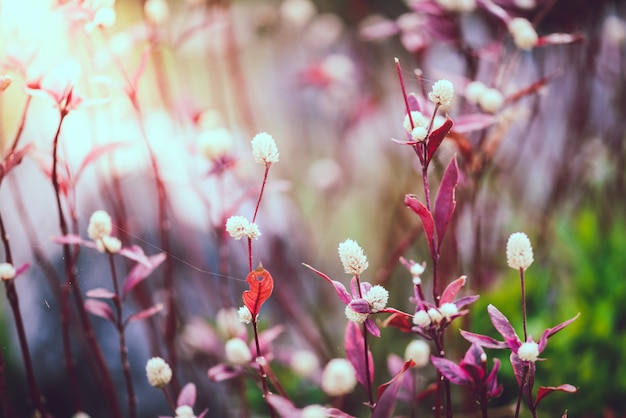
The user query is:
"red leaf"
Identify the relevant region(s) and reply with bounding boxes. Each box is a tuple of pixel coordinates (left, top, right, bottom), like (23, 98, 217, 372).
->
(119, 245, 151, 266)
(344, 321, 374, 391)
(122, 252, 166, 299)
(536, 33, 585, 47)
(487, 304, 520, 347)
(86, 287, 116, 299)
(84, 299, 114, 322)
(440, 275, 466, 305)
(74, 142, 130, 182)
(372, 360, 415, 418)
(242, 264, 274, 318)
(538, 313, 580, 352)
(302, 263, 351, 304)
(125, 303, 163, 325)
(177, 383, 196, 407)
(535, 384, 577, 408)
(380, 312, 413, 333)
(434, 155, 458, 247)
(426, 118, 453, 167)
(404, 194, 436, 258)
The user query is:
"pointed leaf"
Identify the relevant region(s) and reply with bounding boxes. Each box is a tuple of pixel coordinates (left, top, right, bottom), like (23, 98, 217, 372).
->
(426, 118, 454, 166)
(372, 360, 415, 418)
(434, 155, 458, 247)
(15, 263, 31, 278)
(349, 298, 371, 314)
(454, 294, 479, 309)
(242, 265, 274, 318)
(407, 92, 421, 112)
(119, 245, 151, 266)
(84, 299, 114, 322)
(86, 287, 116, 299)
(74, 142, 130, 183)
(440, 275, 465, 305)
(364, 318, 381, 337)
(431, 356, 472, 386)
(486, 358, 503, 399)
(345, 321, 374, 390)
(453, 114, 495, 133)
(122, 252, 166, 299)
(380, 312, 413, 333)
(0, 143, 34, 181)
(303, 263, 351, 304)
(266, 394, 299, 418)
(538, 313, 580, 352)
(487, 304, 520, 345)
(535, 384, 577, 408)
(125, 303, 163, 325)
(404, 194, 436, 257)
(177, 383, 196, 407)
(207, 364, 241, 381)
(460, 330, 508, 349)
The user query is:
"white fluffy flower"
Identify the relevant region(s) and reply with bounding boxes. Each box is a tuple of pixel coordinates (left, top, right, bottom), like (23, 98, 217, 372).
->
(506, 232, 534, 271)
(197, 128, 234, 161)
(175, 405, 196, 418)
(338, 239, 369, 275)
(403, 111, 428, 133)
(404, 339, 431, 367)
(225, 338, 252, 365)
(345, 305, 368, 324)
(301, 405, 327, 418)
(508, 18, 538, 50)
(145, 357, 172, 388)
(428, 79, 455, 106)
(251, 132, 280, 166)
(0, 263, 16, 281)
(365, 285, 389, 313)
(465, 80, 487, 105)
(225, 216, 261, 240)
(216, 307, 246, 338)
(411, 126, 428, 142)
(412, 310, 431, 327)
(96, 235, 122, 254)
(88, 210, 113, 241)
(427, 308, 444, 325)
(290, 350, 320, 378)
(517, 341, 539, 362)
(321, 359, 357, 396)
(439, 302, 459, 321)
(478, 88, 504, 113)
(410, 262, 426, 285)
(237, 306, 253, 324)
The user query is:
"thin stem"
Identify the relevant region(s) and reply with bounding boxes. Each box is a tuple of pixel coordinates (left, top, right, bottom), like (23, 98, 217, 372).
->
(9, 96, 32, 152)
(0, 211, 48, 418)
(162, 387, 177, 413)
(432, 332, 452, 418)
(108, 254, 136, 418)
(252, 166, 271, 224)
(480, 389, 489, 418)
(362, 322, 374, 407)
(520, 268, 528, 341)
(251, 319, 277, 418)
(514, 365, 528, 418)
(0, 341, 14, 418)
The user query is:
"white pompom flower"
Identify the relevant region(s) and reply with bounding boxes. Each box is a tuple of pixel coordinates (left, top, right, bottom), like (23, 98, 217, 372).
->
(365, 285, 389, 313)
(465, 80, 487, 105)
(404, 339, 431, 367)
(412, 310, 431, 327)
(439, 302, 459, 321)
(517, 341, 539, 362)
(175, 405, 196, 418)
(237, 306, 253, 324)
(251, 132, 280, 166)
(338, 239, 369, 275)
(321, 358, 357, 396)
(225, 338, 252, 365)
(478, 88, 504, 113)
(428, 79, 455, 106)
(0, 263, 16, 281)
(427, 308, 444, 325)
(345, 305, 368, 324)
(225, 216, 262, 240)
(506, 232, 534, 271)
(403, 111, 428, 133)
(508, 18, 538, 50)
(88, 210, 113, 241)
(145, 357, 172, 388)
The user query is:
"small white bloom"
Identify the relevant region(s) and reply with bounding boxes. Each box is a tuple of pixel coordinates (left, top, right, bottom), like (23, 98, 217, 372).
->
(427, 308, 444, 325)
(216, 307, 246, 338)
(290, 350, 320, 378)
(412, 310, 431, 327)
(0, 263, 16, 281)
(365, 285, 389, 313)
(411, 126, 428, 142)
(465, 80, 487, 105)
(404, 339, 431, 367)
(245, 222, 262, 240)
(144, 0, 169, 25)
(145, 357, 172, 388)
(410, 262, 426, 284)
(197, 128, 234, 161)
(439, 302, 459, 321)
(251, 132, 280, 166)
(237, 306, 253, 324)
(321, 358, 357, 396)
(428, 79, 455, 106)
(175, 405, 196, 418)
(88, 210, 113, 241)
(225, 338, 252, 365)
(508, 18, 538, 50)
(345, 305, 368, 324)
(435, 0, 476, 13)
(478, 88, 504, 113)
(517, 341, 539, 362)
(96, 235, 122, 254)
(403, 111, 428, 133)
(506, 232, 534, 271)
(301, 405, 327, 418)
(338, 239, 369, 275)
(226, 216, 261, 240)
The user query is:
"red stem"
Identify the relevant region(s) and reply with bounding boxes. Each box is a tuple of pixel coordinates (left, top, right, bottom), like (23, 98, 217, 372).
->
(520, 268, 528, 341)
(354, 275, 374, 407)
(251, 319, 277, 418)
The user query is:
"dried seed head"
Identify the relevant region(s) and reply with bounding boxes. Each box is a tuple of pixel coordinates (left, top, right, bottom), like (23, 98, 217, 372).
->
(0, 263, 16, 281)
(428, 79, 455, 106)
(404, 339, 431, 367)
(145, 357, 172, 388)
(225, 338, 252, 365)
(251, 132, 280, 166)
(506, 232, 534, 271)
(517, 341, 539, 362)
(88, 210, 113, 241)
(321, 359, 357, 396)
(338, 239, 369, 275)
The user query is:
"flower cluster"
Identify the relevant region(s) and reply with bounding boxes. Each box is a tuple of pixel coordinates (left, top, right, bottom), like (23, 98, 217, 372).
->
(506, 232, 534, 271)
(87, 210, 121, 253)
(251, 132, 280, 166)
(225, 215, 261, 240)
(145, 357, 172, 389)
(338, 239, 369, 275)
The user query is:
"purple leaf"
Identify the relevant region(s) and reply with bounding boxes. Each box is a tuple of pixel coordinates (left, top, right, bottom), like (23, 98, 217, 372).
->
(15, 263, 31, 278)
(364, 318, 381, 337)
(460, 330, 508, 349)
(122, 252, 166, 299)
(387, 354, 414, 400)
(431, 356, 472, 386)
(426, 118, 454, 167)
(125, 303, 163, 325)
(74, 142, 129, 183)
(372, 360, 415, 418)
(510, 353, 535, 389)
(404, 194, 436, 257)
(302, 263, 351, 304)
(487, 305, 520, 346)
(345, 321, 374, 390)
(349, 299, 371, 314)
(486, 358, 503, 399)
(207, 364, 241, 381)
(535, 384, 577, 408)
(440, 275, 465, 305)
(434, 155, 458, 247)
(538, 313, 580, 352)
(454, 294, 480, 310)
(462, 342, 485, 367)
(407, 92, 421, 112)
(119, 245, 151, 266)
(84, 299, 115, 322)
(177, 383, 196, 407)
(266, 394, 299, 418)
(453, 114, 495, 133)
(85, 287, 116, 299)
(53, 234, 85, 245)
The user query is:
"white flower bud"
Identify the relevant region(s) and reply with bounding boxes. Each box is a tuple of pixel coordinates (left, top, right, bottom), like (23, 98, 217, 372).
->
(427, 308, 443, 325)
(237, 306, 253, 324)
(216, 307, 246, 338)
(517, 341, 539, 362)
(403, 111, 428, 133)
(321, 359, 357, 396)
(301, 405, 327, 418)
(175, 405, 196, 418)
(465, 81, 487, 105)
(435, 0, 476, 13)
(410, 262, 426, 284)
(225, 338, 252, 365)
(411, 126, 428, 142)
(412, 310, 431, 327)
(290, 350, 320, 378)
(88, 210, 112, 241)
(145, 357, 172, 388)
(506, 232, 534, 271)
(225, 216, 262, 240)
(404, 339, 431, 367)
(439, 302, 459, 321)
(428, 79, 455, 106)
(251, 132, 280, 166)
(478, 88, 504, 113)
(0, 263, 16, 281)
(96, 236, 122, 254)
(338, 239, 369, 275)
(345, 305, 368, 324)
(508, 18, 538, 50)
(365, 285, 389, 313)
